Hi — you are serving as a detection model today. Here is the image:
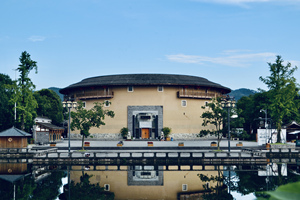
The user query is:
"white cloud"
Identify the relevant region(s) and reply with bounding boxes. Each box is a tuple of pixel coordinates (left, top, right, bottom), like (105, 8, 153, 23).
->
(28, 35, 46, 42)
(166, 51, 277, 67)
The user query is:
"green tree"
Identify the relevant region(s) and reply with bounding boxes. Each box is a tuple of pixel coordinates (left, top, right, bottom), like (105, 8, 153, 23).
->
(259, 55, 300, 143)
(71, 101, 115, 150)
(236, 92, 270, 140)
(0, 73, 14, 131)
(162, 127, 172, 138)
(33, 89, 64, 126)
(120, 127, 129, 138)
(199, 97, 245, 149)
(11, 51, 38, 131)
(199, 97, 227, 150)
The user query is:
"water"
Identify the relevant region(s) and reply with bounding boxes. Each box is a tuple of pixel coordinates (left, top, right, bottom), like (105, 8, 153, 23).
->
(0, 162, 299, 200)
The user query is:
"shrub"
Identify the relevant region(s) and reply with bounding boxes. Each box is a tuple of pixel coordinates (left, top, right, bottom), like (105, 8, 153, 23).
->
(120, 127, 129, 138)
(162, 127, 171, 138)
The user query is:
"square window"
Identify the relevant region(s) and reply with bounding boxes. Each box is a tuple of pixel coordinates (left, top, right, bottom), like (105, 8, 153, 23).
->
(128, 86, 134, 92)
(181, 100, 187, 107)
(157, 86, 163, 92)
(182, 184, 188, 191)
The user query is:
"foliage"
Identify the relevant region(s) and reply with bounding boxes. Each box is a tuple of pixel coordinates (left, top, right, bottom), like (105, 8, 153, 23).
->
(120, 127, 129, 137)
(199, 97, 245, 149)
(259, 55, 300, 143)
(199, 97, 226, 150)
(162, 127, 171, 137)
(33, 89, 64, 126)
(31, 171, 66, 200)
(232, 164, 300, 197)
(71, 101, 115, 150)
(10, 51, 38, 131)
(67, 173, 114, 200)
(198, 166, 233, 200)
(236, 92, 271, 139)
(0, 73, 14, 131)
(263, 181, 300, 200)
(48, 87, 64, 101)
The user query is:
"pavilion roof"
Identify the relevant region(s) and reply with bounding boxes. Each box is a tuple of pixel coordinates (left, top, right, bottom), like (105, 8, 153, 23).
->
(0, 127, 31, 137)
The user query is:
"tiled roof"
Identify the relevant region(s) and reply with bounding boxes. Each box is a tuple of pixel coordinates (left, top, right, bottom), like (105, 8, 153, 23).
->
(0, 127, 31, 137)
(60, 74, 231, 94)
(37, 122, 64, 130)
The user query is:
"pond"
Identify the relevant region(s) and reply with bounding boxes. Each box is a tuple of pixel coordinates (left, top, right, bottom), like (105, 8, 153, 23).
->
(0, 162, 299, 200)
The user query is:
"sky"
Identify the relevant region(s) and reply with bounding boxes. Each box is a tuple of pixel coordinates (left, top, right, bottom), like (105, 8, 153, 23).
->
(1, 0, 300, 91)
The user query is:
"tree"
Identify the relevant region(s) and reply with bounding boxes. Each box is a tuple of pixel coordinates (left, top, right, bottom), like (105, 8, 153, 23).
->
(199, 97, 245, 149)
(11, 51, 38, 131)
(199, 97, 227, 150)
(33, 89, 64, 126)
(236, 92, 270, 139)
(71, 101, 115, 150)
(162, 127, 172, 138)
(259, 55, 300, 143)
(0, 73, 14, 131)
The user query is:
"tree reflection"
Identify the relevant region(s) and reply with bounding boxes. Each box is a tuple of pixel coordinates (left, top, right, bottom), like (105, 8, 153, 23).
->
(60, 172, 114, 200)
(198, 166, 233, 200)
(0, 170, 65, 200)
(31, 171, 66, 200)
(232, 163, 300, 199)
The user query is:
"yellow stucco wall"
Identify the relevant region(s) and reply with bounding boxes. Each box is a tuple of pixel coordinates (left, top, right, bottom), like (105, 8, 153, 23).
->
(71, 86, 219, 135)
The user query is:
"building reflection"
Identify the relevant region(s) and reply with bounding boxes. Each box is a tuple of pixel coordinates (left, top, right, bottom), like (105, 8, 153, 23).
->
(70, 165, 222, 200)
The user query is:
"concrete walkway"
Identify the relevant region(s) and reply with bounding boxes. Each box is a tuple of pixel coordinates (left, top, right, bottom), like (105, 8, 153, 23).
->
(37, 139, 260, 148)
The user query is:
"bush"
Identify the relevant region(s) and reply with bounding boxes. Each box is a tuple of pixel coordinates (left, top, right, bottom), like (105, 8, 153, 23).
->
(162, 127, 171, 138)
(120, 127, 128, 138)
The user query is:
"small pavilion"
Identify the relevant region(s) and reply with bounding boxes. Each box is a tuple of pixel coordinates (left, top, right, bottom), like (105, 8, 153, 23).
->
(0, 127, 31, 148)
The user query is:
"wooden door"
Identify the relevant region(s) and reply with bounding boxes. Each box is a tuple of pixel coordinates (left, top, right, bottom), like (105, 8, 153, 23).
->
(141, 128, 149, 139)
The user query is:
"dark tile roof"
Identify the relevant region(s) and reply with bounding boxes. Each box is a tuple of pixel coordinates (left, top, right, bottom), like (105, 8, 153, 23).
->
(0, 175, 26, 183)
(37, 122, 64, 130)
(0, 127, 31, 137)
(60, 74, 231, 94)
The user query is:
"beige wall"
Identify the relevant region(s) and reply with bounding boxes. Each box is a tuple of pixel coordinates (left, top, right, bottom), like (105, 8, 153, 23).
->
(71, 165, 221, 200)
(72, 86, 219, 135)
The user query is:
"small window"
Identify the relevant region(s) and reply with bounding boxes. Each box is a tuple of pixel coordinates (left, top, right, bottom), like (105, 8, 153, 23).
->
(157, 86, 163, 92)
(182, 184, 188, 191)
(104, 184, 110, 191)
(181, 100, 187, 107)
(128, 86, 134, 92)
(104, 100, 110, 107)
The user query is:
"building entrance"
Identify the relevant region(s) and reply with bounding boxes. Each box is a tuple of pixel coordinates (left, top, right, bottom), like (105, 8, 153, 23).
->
(141, 128, 150, 139)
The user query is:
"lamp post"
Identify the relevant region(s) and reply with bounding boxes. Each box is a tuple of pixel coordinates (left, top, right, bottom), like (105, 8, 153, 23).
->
(260, 109, 269, 143)
(221, 96, 236, 152)
(63, 99, 77, 156)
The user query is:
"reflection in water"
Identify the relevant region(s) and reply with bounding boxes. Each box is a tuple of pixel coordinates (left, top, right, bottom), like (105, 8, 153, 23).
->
(0, 162, 299, 199)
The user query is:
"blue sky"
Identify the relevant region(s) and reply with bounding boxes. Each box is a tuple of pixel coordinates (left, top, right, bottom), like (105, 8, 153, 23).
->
(1, 0, 300, 91)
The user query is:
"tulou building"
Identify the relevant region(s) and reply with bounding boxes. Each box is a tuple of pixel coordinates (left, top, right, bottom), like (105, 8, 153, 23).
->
(59, 74, 231, 140)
